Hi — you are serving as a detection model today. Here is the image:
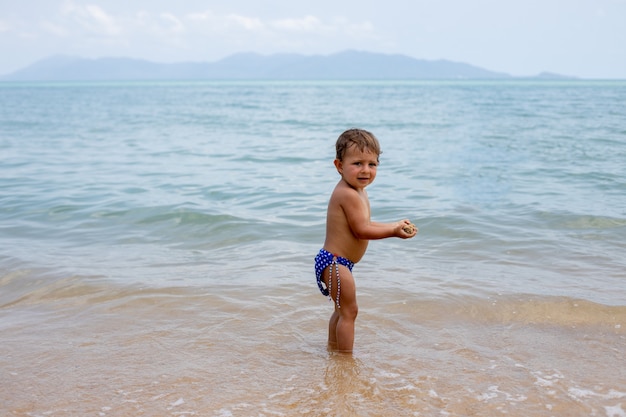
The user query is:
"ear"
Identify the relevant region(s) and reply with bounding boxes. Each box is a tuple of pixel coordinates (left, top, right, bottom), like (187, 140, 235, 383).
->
(334, 159, 343, 175)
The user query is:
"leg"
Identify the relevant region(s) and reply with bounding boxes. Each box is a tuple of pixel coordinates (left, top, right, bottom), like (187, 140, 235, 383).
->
(324, 264, 358, 353)
(327, 309, 340, 350)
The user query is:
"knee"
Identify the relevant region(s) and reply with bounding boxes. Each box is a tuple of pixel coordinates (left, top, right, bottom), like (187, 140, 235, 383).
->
(341, 303, 358, 321)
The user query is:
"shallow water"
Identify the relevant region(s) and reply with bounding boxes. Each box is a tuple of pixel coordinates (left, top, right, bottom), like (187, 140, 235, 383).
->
(1, 80, 625, 416)
(2, 275, 624, 416)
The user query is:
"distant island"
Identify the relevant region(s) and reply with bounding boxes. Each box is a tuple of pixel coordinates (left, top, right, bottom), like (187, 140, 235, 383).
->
(1, 50, 574, 81)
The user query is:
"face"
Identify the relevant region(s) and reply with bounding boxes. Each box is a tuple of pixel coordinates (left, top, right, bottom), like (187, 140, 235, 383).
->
(335, 144, 379, 190)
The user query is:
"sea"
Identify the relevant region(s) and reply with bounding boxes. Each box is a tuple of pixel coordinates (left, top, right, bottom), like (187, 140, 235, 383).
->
(1, 79, 625, 416)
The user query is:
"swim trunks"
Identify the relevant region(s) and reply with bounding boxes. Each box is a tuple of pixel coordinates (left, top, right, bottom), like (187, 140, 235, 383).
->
(314, 248, 354, 308)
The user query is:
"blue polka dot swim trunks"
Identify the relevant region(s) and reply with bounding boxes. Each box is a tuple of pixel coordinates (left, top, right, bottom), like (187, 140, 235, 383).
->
(314, 248, 354, 308)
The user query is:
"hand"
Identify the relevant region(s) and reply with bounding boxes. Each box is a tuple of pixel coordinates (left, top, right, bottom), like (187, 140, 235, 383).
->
(397, 219, 418, 238)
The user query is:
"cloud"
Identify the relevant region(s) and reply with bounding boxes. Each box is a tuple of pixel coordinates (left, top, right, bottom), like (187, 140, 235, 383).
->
(226, 14, 264, 31)
(2, 4, 382, 65)
(85, 5, 120, 34)
(177, 8, 381, 53)
(184, 8, 375, 39)
(61, 1, 121, 36)
(186, 10, 265, 32)
(159, 12, 185, 34)
(270, 15, 324, 32)
(339, 18, 377, 40)
(19, 4, 377, 48)
(186, 10, 213, 22)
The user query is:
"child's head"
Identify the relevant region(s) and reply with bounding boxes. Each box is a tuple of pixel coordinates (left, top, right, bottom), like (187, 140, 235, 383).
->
(335, 128, 382, 161)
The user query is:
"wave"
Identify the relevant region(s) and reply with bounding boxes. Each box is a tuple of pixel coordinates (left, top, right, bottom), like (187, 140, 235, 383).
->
(2, 269, 623, 334)
(382, 292, 626, 332)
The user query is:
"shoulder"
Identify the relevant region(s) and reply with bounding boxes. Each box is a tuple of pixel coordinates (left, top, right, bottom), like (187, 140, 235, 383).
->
(330, 180, 355, 199)
(330, 181, 366, 207)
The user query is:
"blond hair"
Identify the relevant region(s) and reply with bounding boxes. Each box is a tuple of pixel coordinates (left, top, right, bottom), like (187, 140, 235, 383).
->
(335, 128, 382, 161)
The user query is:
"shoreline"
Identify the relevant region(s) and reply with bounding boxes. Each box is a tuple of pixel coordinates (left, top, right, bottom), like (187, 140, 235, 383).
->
(2, 273, 624, 416)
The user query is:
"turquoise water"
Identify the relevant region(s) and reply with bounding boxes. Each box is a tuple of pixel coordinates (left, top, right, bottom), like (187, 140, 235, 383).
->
(2, 80, 624, 301)
(1, 80, 625, 415)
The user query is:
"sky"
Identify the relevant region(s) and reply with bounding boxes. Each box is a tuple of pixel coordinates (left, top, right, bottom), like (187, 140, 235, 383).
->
(1, 0, 625, 78)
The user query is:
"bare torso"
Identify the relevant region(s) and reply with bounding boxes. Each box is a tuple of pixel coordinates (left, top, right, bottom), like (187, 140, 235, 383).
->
(322, 179, 371, 263)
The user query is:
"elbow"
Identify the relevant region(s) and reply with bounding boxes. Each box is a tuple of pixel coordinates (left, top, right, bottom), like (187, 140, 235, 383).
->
(351, 228, 368, 240)
(353, 232, 368, 240)
(352, 227, 377, 240)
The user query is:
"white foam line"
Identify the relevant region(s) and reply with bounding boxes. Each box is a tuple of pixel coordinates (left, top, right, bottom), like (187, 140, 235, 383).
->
(604, 404, 626, 417)
(170, 398, 185, 407)
(568, 388, 626, 401)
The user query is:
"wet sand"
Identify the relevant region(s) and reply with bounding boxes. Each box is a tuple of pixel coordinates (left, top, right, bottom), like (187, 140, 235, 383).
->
(2, 275, 624, 416)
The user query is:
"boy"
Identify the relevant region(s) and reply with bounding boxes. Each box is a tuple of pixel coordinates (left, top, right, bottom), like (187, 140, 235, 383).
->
(314, 128, 417, 353)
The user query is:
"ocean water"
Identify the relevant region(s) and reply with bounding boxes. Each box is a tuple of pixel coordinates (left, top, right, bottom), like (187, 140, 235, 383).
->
(1, 80, 625, 416)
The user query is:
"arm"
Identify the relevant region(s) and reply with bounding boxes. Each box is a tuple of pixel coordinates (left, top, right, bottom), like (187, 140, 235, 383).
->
(367, 220, 416, 239)
(339, 188, 416, 240)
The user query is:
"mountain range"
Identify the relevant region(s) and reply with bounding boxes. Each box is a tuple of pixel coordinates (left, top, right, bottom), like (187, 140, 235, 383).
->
(1, 50, 571, 81)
